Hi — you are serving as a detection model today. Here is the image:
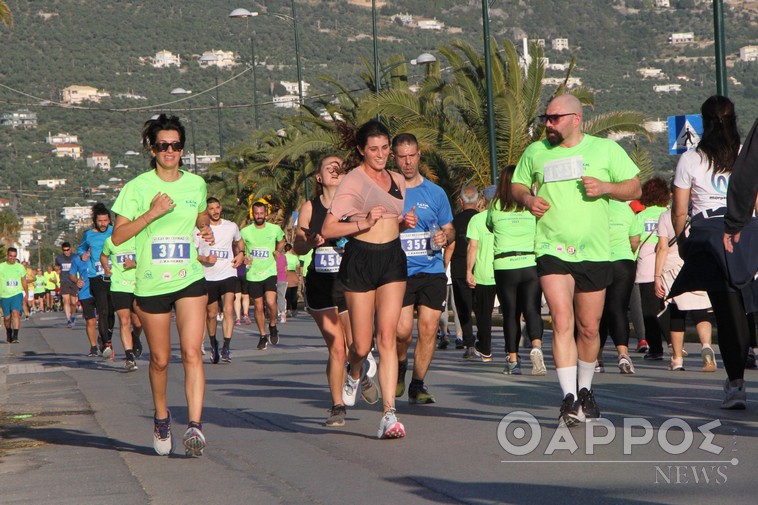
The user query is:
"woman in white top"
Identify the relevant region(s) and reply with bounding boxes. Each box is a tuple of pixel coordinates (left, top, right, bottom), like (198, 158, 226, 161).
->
(671, 95, 748, 409)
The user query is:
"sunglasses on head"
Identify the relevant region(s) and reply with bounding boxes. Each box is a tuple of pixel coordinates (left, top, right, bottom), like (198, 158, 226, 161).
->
(154, 141, 184, 152)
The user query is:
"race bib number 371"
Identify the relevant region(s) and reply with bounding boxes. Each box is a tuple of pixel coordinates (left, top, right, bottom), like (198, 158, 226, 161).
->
(151, 236, 191, 264)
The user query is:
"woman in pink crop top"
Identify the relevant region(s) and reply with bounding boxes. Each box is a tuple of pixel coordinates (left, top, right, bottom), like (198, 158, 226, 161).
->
(322, 120, 416, 439)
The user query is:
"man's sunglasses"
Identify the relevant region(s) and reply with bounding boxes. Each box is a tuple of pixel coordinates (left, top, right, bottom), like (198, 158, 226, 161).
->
(537, 113, 577, 124)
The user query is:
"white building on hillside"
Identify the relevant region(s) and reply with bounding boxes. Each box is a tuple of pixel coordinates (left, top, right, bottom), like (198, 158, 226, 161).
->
(47, 132, 79, 145)
(153, 50, 181, 68)
(62, 85, 110, 105)
(37, 179, 67, 189)
(86, 153, 111, 171)
(740, 45, 758, 62)
(552, 38, 569, 51)
(199, 50, 238, 69)
(669, 32, 694, 44)
(280, 80, 310, 97)
(52, 144, 83, 159)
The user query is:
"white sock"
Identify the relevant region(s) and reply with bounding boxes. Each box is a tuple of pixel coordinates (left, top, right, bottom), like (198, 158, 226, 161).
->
(577, 359, 596, 391)
(556, 366, 577, 399)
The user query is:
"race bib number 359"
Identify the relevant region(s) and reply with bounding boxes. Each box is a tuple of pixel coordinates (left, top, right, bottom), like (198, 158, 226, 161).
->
(151, 236, 191, 264)
(401, 231, 431, 256)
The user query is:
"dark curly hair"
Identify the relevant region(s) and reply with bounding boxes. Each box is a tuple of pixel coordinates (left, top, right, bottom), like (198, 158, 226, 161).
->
(336, 119, 390, 172)
(141, 114, 186, 169)
(639, 176, 669, 207)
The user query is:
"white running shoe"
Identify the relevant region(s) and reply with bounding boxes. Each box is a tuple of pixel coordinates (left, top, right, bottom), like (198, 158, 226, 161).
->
(377, 409, 406, 439)
(153, 410, 174, 456)
(366, 351, 377, 378)
(183, 422, 206, 457)
(530, 347, 547, 376)
(342, 374, 360, 407)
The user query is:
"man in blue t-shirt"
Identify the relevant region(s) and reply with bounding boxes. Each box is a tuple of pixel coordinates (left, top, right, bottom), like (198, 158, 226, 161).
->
(69, 250, 100, 357)
(393, 133, 454, 405)
(77, 202, 115, 357)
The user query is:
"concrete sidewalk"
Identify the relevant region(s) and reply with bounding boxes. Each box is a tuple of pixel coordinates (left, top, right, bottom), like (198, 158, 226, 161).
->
(2, 311, 757, 505)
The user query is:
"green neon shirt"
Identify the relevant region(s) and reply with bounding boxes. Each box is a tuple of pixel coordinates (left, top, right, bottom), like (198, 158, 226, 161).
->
(466, 212, 495, 286)
(102, 236, 137, 294)
(489, 201, 537, 270)
(0, 262, 27, 298)
(608, 200, 636, 262)
(240, 222, 285, 282)
(513, 135, 639, 262)
(111, 169, 207, 297)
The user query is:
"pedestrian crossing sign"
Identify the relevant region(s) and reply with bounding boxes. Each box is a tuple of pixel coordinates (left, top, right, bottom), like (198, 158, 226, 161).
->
(668, 114, 703, 155)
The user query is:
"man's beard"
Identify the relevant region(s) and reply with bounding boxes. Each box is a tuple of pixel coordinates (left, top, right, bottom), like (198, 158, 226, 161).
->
(546, 128, 564, 147)
(254, 217, 265, 226)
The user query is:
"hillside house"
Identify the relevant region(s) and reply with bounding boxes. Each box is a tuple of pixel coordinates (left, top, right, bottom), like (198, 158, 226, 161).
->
(0, 109, 38, 129)
(654, 84, 682, 93)
(86, 153, 111, 171)
(62, 85, 110, 105)
(47, 132, 78, 145)
(669, 32, 694, 44)
(280, 81, 310, 97)
(152, 50, 181, 68)
(740, 45, 758, 62)
(638, 67, 665, 79)
(37, 179, 67, 189)
(416, 18, 444, 30)
(198, 50, 238, 69)
(552, 38, 569, 51)
(52, 144, 82, 159)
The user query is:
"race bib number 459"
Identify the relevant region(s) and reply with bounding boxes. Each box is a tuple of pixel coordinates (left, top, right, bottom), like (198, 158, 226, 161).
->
(151, 236, 191, 264)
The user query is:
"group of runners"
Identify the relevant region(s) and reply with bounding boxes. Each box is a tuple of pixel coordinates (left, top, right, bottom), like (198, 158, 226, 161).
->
(3, 92, 756, 457)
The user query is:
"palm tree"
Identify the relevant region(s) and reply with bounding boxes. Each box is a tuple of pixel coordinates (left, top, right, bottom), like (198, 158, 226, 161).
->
(0, 210, 20, 246)
(360, 38, 653, 188)
(0, 1, 12, 28)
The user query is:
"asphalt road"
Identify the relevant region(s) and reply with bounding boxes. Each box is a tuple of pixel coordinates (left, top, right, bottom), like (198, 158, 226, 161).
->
(1, 311, 756, 505)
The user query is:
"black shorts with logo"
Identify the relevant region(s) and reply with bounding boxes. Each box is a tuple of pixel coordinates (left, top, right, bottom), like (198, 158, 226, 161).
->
(337, 238, 407, 293)
(304, 272, 348, 312)
(206, 276, 237, 305)
(536, 255, 612, 293)
(402, 272, 447, 310)
(111, 291, 136, 312)
(248, 275, 277, 299)
(80, 297, 97, 320)
(135, 279, 208, 314)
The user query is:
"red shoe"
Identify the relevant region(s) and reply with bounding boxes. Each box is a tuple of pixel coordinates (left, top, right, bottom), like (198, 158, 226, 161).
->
(636, 339, 649, 353)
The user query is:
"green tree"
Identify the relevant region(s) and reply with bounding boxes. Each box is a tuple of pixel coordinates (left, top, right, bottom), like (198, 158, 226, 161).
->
(0, 210, 20, 247)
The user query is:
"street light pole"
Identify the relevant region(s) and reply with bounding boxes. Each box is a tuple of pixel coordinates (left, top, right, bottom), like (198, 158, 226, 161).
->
(713, 0, 727, 96)
(214, 74, 224, 159)
(170, 87, 198, 173)
(251, 34, 260, 129)
(291, 0, 304, 107)
(481, 0, 498, 186)
(372, 0, 380, 94)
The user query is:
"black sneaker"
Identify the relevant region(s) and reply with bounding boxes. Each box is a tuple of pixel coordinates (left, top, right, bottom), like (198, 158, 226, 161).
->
(462, 347, 477, 360)
(269, 325, 279, 345)
(133, 337, 143, 358)
(578, 388, 600, 419)
(408, 382, 436, 404)
(325, 404, 347, 427)
(559, 393, 583, 427)
(396, 359, 408, 397)
(257, 335, 268, 350)
(87, 346, 98, 357)
(221, 346, 231, 363)
(643, 352, 664, 361)
(455, 338, 465, 350)
(437, 333, 450, 350)
(210, 344, 220, 364)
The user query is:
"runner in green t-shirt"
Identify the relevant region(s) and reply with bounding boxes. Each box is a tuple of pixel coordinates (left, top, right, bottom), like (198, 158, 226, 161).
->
(240, 201, 285, 350)
(488, 165, 545, 376)
(0, 247, 29, 343)
(511, 94, 641, 427)
(598, 199, 640, 375)
(33, 269, 46, 313)
(101, 236, 143, 372)
(110, 114, 211, 458)
(465, 191, 497, 362)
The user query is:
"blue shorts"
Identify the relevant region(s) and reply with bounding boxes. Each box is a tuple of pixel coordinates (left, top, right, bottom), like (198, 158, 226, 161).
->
(1, 293, 24, 314)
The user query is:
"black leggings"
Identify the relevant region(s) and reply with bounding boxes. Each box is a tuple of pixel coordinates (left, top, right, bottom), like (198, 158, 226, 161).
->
(494, 267, 542, 354)
(473, 284, 497, 355)
(285, 286, 298, 311)
(657, 305, 710, 334)
(90, 276, 114, 344)
(452, 277, 475, 347)
(708, 290, 750, 381)
(599, 260, 635, 349)
(638, 282, 666, 354)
